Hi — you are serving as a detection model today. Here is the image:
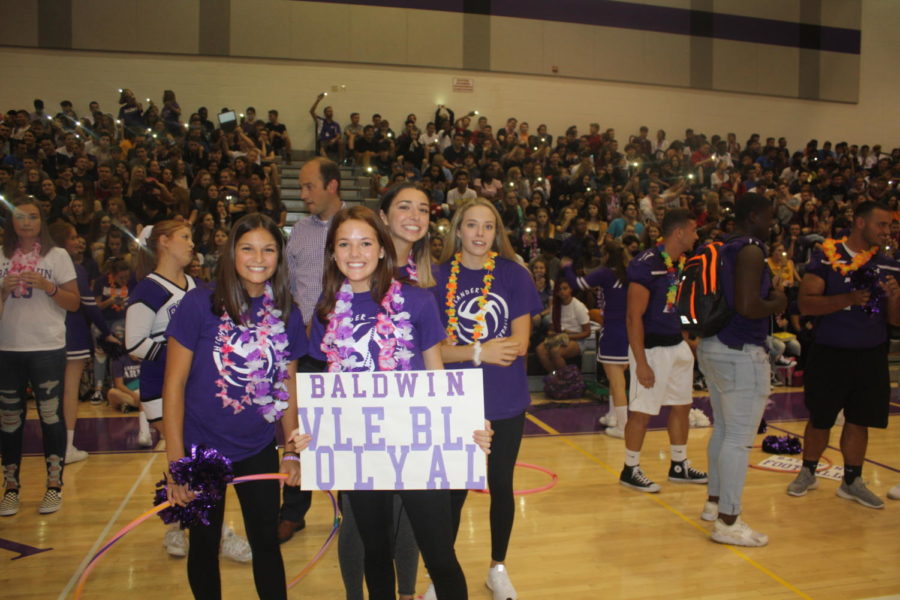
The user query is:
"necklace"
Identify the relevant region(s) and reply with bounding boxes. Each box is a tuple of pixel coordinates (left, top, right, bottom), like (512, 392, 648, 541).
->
(405, 252, 418, 282)
(658, 244, 685, 313)
(321, 279, 414, 372)
(821, 237, 878, 275)
(445, 251, 498, 344)
(214, 282, 290, 423)
(9, 242, 41, 297)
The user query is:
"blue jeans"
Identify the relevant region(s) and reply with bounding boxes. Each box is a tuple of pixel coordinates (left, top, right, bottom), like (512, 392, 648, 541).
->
(697, 337, 770, 515)
(0, 349, 67, 490)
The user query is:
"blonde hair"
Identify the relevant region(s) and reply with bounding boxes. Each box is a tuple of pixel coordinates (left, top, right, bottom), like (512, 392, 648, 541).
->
(439, 198, 518, 264)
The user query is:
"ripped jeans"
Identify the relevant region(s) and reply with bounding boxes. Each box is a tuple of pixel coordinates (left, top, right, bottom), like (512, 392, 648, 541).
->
(0, 349, 67, 490)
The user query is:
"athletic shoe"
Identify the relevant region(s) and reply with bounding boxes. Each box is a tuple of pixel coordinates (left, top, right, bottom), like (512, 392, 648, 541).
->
(668, 460, 708, 484)
(221, 525, 252, 563)
(711, 517, 768, 547)
(164, 528, 188, 557)
(836, 478, 885, 509)
(786, 468, 818, 497)
(422, 583, 437, 600)
(38, 489, 63, 514)
(65, 446, 89, 464)
(619, 465, 661, 493)
(888, 484, 900, 500)
(137, 430, 153, 448)
(0, 490, 20, 516)
(277, 518, 305, 544)
(604, 425, 625, 439)
(90, 390, 103, 405)
(774, 356, 796, 367)
(486, 564, 517, 600)
(598, 412, 616, 427)
(700, 501, 718, 522)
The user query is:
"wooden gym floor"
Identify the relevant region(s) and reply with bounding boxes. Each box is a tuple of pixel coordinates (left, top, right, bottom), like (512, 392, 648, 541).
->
(2, 388, 899, 600)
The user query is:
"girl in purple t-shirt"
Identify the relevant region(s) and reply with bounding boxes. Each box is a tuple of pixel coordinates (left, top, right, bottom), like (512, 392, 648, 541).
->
(307, 206, 490, 600)
(433, 198, 543, 600)
(163, 214, 307, 600)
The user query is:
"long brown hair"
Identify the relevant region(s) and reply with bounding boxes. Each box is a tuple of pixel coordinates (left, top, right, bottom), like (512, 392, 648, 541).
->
(602, 238, 630, 283)
(379, 183, 435, 288)
(439, 197, 518, 264)
(212, 213, 293, 325)
(2, 196, 55, 258)
(133, 219, 190, 280)
(316, 206, 397, 324)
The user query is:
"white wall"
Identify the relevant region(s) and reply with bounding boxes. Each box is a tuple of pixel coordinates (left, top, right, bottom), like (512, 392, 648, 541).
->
(1, 1, 897, 153)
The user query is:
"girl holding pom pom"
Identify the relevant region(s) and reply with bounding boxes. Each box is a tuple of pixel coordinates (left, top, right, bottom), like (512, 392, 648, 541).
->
(163, 214, 309, 600)
(303, 205, 490, 600)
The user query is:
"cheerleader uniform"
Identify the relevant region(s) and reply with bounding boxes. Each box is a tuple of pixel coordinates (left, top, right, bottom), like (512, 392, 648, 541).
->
(563, 264, 628, 365)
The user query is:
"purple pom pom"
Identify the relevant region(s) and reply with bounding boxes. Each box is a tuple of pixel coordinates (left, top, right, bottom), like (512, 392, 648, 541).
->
(153, 445, 234, 529)
(762, 435, 802, 455)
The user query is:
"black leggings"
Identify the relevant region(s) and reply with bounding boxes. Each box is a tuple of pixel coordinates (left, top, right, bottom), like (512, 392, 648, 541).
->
(187, 442, 285, 600)
(450, 412, 525, 563)
(348, 489, 467, 600)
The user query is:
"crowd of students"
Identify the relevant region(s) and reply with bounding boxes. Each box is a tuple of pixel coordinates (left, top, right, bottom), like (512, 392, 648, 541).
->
(1, 91, 899, 599)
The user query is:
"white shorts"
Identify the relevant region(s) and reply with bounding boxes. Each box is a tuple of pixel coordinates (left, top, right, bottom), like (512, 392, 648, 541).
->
(628, 341, 694, 415)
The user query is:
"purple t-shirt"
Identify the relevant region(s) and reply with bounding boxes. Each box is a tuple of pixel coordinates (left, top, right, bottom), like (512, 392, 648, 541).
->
(310, 284, 445, 371)
(167, 287, 308, 462)
(432, 257, 542, 421)
(565, 265, 626, 323)
(627, 247, 682, 339)
(805, 245, 900, 349)
(718, 237, 771, 348)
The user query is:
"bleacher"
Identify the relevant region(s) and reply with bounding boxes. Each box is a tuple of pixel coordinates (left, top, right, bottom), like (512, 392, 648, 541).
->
(280, 160, 379, 235)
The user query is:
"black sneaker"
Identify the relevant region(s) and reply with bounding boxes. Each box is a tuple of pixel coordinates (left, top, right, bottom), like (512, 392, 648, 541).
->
(619, 465, 661, 493)
(668, 459, 708, 484)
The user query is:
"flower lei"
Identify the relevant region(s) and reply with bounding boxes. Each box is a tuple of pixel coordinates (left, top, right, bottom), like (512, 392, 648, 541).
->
(821, 237, 878, 275)
(445, 251, 497, 345)
(321, 279, 414, 372)
(405, 252, 418, 283)
(658, 244, 685, 312)
(214, 283, 290, 423)
(9, 242, 41, 297)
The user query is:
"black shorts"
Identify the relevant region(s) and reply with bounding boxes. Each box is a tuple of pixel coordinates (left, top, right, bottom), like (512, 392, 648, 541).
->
(804, 342, 890, 429)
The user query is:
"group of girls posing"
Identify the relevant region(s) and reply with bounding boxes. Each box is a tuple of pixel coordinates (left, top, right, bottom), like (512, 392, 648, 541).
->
(157, 184, 541, 599)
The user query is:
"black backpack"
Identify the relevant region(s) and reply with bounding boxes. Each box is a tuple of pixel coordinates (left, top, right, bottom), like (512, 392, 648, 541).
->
(675, 241, 732, 337)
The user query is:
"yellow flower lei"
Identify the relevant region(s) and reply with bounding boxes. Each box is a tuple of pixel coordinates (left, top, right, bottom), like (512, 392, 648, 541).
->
(658, 245, 686, 309)
(821, 237, 878, 275)
(445, 251, 498, 344)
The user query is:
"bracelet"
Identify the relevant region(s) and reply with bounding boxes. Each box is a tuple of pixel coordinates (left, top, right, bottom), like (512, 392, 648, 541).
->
(472, 340, 482, 367)
(47, 283, 58, 297)
(281, 455, 300, 463)
(283, 450, 299, 457)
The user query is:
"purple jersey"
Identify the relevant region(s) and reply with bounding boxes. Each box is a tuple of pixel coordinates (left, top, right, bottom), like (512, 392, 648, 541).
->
(565, 265, 626, 323)
(717, 236, 770, 348)
(627, 247, 682, 339)
(66, 263, 112, 353)
(167, 287, 308, 462)
(432, 257, 542, 421)
(805, 245, 900, 349)
(310, 284, 445, 371)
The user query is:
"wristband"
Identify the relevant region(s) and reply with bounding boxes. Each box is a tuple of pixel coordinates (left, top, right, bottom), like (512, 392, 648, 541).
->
(47, 283, 59, 297)
(281, 455, 300, 463)
(472, 341, 482, 367)
(283, 450, 299, 457)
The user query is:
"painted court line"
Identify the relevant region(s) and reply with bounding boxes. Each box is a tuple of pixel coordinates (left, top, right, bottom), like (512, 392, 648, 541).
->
(766, 423, 900, 475)
(524, 411, 814, 600)
(58, 452, 158, 600)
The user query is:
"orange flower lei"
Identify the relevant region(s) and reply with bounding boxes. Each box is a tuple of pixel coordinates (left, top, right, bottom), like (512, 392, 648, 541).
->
(821, 237, 878, 275)
(445, 251, 498, 345)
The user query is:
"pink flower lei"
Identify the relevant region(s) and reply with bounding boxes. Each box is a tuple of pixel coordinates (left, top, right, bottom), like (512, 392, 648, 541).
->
(405, 252, 418, 282)
(321, 278, 415, 372)
(214, 282, 290, 423)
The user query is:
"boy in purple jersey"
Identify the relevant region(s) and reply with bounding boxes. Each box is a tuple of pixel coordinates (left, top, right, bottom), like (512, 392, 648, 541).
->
(621, 209, 708, 492)
(788, 202, 900, 509)
(697, 193, 787, 546)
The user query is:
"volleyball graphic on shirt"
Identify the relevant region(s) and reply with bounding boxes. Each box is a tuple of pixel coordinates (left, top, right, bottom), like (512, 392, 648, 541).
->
(452, 289, 510, 344)
(212, 328, 278, 389)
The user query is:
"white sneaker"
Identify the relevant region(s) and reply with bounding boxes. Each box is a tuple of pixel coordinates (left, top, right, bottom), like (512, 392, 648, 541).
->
(711, 517, 768, 547)
(598, 413, 616, 427)
(137, 430, 153, 448)
(700, 501, 718, 522)
(604, 425, 625, 439)
(889, 484, 900, 500)
(65, 446, 88, 464)
(221, 525, 252, 563)
(422, 583, 437, 600)
(486, 564, 518, 600)
(164, 527, 187, 557)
